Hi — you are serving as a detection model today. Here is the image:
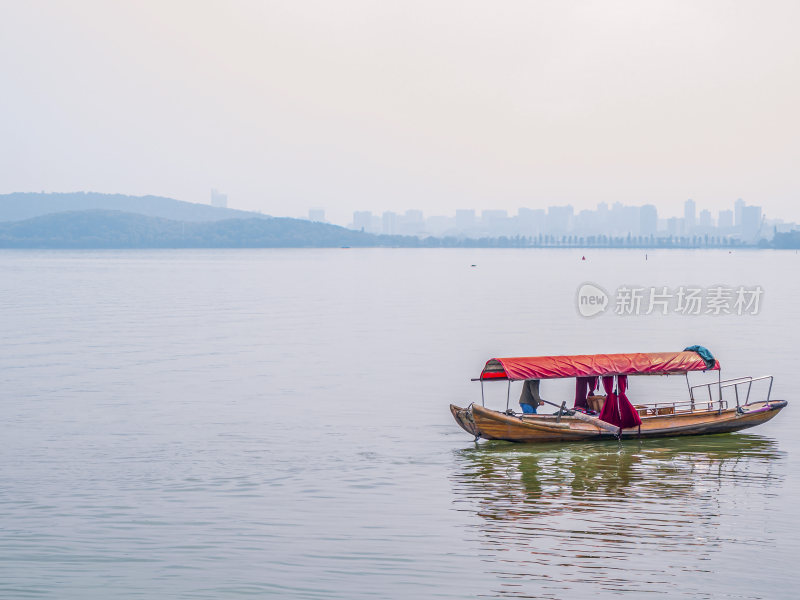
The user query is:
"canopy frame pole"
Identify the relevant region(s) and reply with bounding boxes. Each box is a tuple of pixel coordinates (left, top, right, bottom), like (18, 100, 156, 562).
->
(719, 369, 725, 414)
(480, 379, 485, 407)
(506, 380, 511, 412)
(686, 372, 694, 411)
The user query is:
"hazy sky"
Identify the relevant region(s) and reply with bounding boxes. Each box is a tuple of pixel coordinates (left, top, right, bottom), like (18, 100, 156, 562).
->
(2, 1, 798, 224)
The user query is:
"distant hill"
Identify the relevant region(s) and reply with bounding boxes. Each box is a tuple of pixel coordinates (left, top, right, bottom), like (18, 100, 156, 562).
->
(0, 210, 388, 248)
(0, 209, 535, 248)
(0, 192, 267, 222)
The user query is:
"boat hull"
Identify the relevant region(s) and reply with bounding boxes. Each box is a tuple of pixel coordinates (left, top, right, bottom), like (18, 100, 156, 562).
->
(450, 401, 787, 443)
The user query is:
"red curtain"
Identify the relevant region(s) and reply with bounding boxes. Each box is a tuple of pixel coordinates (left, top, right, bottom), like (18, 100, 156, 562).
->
(616, 375, 642, 428)
(574, 376, 600, 410)
(599, 375, 642, 429)
(599, 376, 617, 421)
(574, 377, 589, 409)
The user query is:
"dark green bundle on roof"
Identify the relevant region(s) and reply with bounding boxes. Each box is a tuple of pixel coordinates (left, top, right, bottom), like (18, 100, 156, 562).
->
(684, 345, 716, 370)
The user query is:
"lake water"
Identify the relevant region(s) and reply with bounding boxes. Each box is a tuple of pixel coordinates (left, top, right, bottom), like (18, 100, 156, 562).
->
(0, 249, 797, 599)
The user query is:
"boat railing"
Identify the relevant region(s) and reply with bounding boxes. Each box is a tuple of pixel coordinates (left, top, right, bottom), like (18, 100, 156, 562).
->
(689, 375, 773, 411)
(637, 398, 728, 416)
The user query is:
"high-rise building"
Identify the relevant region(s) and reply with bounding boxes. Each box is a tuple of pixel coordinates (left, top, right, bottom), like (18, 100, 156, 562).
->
(684, 199, 696, 231)
(572, 210, 593, 235)
(640, 205, 658, 236)
(741, 205, 762, 242)
(308, 208, 325, 222)
(455, 209, 475, 230)
(210, 188, 228, 208)
(546, 205, 573, 235)
(666, 217, 684, 237)
(425, 216, 450, 236)
(352, 211, 373, 232)
(481, 209, 508, 222)
(718, 209, 733, 229)
(382, 211, 398, 235)
(699, 209, 713, 229)
(404, 210, 424, 224)
(612, 203, 640, 235)
(399, 210, 425, 235)
(480, 210, 509, 236)
(735, 198, 745, 229)
(592, 202, 609, 231)
(517, 208, 546, 235)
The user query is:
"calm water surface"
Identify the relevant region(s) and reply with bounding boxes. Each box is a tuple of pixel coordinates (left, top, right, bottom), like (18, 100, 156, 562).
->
(0, 249, 797, 599)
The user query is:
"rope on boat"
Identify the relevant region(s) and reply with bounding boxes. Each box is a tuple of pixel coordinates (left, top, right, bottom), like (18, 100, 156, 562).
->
(465, 404, 481, 441)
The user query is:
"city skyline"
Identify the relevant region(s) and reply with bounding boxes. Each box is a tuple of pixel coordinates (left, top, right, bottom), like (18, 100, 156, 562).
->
(303, 197, 796, 243)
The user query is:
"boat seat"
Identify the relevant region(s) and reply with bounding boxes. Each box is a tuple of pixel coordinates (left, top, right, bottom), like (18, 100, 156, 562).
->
(587, 395, 605, 413)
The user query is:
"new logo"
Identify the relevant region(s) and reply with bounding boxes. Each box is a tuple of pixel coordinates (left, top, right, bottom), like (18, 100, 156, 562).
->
(577, 283, 609, 317)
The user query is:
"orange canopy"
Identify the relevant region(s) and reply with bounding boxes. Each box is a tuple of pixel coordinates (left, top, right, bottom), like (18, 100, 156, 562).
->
(480, 351, 719, 381)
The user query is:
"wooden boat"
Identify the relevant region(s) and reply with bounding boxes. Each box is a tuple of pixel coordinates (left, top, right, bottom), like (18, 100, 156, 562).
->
(451, 350, 787, 443)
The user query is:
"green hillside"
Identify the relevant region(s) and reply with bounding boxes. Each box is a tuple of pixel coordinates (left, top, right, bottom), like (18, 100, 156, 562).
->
(0, 192, 267, 223)
(0, 210, 385, 248)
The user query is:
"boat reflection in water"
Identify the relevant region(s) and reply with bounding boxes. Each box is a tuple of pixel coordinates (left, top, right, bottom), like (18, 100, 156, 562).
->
(451, 434, 787, 599)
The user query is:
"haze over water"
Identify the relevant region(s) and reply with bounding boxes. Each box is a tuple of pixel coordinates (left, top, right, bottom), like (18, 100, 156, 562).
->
(1, 249, 797, 598)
